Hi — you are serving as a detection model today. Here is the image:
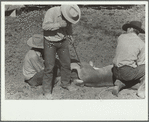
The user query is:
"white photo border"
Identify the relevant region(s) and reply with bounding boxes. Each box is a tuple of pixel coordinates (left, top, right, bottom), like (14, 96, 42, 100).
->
(1, 1, 148, 121)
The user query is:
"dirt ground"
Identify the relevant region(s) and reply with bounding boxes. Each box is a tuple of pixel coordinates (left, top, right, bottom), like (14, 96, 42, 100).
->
(5, 5, 145, 100)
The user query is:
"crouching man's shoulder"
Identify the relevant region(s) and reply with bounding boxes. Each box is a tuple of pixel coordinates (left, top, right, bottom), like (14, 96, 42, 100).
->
(118, 33, 126, 38)
(27, 50, 38, 60)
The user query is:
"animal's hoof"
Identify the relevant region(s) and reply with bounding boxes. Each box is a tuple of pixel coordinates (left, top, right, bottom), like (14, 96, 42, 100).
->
(73, 79, 83, 83)
(73, 79, 84, 87)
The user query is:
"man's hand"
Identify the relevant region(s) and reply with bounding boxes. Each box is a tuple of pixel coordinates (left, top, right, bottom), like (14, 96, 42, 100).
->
(68, 36, 74, 45)
(59, 20, 67, 28)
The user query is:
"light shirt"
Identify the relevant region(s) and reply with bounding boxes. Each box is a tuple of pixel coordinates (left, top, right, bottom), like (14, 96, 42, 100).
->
(42, 6, 72, 41)
(23, 50, 44, 80)
(113, 33, 145, 68)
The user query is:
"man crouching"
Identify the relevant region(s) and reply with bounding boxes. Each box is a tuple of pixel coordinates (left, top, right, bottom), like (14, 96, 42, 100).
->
(23, 34, 60, 88)
(112, 21, 145, 98)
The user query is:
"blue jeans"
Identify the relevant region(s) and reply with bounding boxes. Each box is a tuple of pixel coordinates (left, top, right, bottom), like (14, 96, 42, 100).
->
(42, 38, 71, 94)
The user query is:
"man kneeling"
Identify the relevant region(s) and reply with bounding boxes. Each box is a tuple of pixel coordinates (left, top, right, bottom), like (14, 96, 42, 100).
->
(22, 34, 60, 87)
(112, 21, 145, 98)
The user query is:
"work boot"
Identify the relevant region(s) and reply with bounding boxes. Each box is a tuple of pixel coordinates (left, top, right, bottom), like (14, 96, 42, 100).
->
(137, 78, 145, 99)
(61, 85, 78, 91)
(112, 79, 126, 97)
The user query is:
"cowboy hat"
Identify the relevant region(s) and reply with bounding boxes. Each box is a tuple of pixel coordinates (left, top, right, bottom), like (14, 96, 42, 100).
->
(61, 4, 81, 24)
(122, 21, 145, 34)
(27, 34, 44, 48)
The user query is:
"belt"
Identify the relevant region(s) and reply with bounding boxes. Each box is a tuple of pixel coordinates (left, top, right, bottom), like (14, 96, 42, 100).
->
(45, 38, 66, 43)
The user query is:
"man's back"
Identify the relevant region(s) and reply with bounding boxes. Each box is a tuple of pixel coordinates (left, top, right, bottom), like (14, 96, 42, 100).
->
(113, 33, 145, 68)
(23, 50, 44, 80)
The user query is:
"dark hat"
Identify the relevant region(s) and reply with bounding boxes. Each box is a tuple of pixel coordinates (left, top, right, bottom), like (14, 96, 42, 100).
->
(122, 21, 145, 34)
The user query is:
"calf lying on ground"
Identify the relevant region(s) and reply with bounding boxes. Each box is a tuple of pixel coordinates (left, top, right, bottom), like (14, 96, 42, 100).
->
(70, 61, 144, 97)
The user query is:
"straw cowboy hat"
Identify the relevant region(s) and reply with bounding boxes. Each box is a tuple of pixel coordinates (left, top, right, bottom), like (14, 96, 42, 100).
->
(61, 4, 81, 24)
(122, 21, 145, 34)
(27, 34, 44, 48)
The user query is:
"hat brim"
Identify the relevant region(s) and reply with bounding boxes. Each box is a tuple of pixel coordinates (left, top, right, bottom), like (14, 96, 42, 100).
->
(61, 5, 81, 24)
(122, 24, 145, 34)
(27, 37, 44, 49)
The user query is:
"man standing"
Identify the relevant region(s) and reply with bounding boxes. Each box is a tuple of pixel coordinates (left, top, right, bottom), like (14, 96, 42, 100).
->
(112, 21, 145, 98)
(42, 5, 81, 99)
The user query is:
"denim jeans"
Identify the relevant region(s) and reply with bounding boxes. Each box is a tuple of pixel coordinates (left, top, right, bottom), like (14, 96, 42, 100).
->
(112, 64, 145, 87)
(42, 37, 71, 94)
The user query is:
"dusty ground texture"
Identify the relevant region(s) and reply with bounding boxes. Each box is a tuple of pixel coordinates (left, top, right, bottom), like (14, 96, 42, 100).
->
(5, 5, 145, 100)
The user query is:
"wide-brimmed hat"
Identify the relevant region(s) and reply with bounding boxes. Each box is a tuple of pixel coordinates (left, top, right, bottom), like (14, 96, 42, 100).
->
(27, 34, 44, 48)
(61, 4, 81, 24)
(122, 21, 145, 34)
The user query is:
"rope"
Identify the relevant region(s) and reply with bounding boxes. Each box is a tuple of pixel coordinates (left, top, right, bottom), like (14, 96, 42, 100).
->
(67, 37, 81, 66)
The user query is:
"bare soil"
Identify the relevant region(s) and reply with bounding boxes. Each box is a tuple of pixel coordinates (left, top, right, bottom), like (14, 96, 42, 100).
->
(5, 5, 145, 100)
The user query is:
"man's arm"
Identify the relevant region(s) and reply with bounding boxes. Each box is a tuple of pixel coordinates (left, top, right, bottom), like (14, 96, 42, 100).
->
(42, 9, 61, 31)
(66, 24, 72, 36)
(30, 55, 44, 73)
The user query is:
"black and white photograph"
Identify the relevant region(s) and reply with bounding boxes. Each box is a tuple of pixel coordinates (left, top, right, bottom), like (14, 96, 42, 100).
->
(1, 1, 148, 121)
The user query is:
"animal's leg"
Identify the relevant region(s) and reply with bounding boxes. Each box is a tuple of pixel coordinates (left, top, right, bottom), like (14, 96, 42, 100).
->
(74, 79, 83, 83)
(73, 79, 84, 87)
